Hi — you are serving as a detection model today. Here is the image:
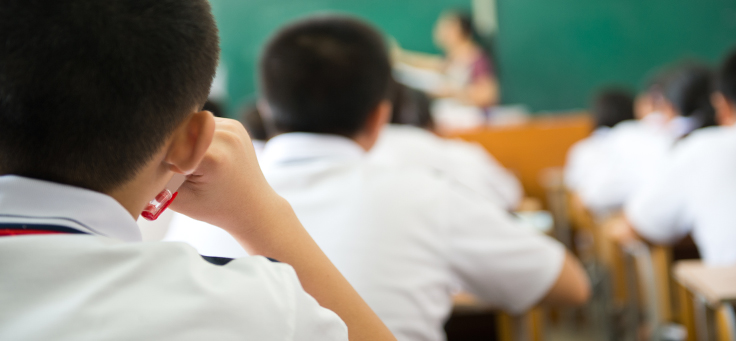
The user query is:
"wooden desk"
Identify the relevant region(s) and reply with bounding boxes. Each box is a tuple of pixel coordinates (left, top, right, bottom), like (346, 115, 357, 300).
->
(674, 261, 736, 341)
(441, 114, 593, 207)
(674, 261, 736, 307)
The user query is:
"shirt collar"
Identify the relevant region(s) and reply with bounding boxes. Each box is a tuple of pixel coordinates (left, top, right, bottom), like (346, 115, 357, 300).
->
(0, 175, 141, 242)
(261, 133, 366, 167)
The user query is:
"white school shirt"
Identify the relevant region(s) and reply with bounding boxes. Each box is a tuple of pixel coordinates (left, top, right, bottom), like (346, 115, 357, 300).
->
(564, 127, 611, 193)
(0, 175, 346, 341)
(253, 139, 266, 161)
(370, 124, 523, 210)
(576, 119, 676, 214)
(625, 126, 736, 265)
(169, 133, 566, 341)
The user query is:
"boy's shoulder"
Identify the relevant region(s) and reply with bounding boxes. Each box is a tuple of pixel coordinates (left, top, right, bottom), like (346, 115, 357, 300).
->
(675, 126, 736, 160)
(0, 235, 346, 340)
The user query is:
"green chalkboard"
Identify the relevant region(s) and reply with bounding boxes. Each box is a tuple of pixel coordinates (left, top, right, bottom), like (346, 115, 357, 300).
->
(211, 0, 469, 116)
(495, 0, 736, 112)
(211, 0, 736, 115)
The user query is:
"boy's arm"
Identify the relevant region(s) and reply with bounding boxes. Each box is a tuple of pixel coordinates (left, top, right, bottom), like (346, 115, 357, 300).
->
(442, 184, 591, 313)
(538, 252, 591, 306)
(172, 118, 396, 341)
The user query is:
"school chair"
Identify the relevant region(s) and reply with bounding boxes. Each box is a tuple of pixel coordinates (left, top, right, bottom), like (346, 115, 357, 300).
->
(674, 261, 736, 341)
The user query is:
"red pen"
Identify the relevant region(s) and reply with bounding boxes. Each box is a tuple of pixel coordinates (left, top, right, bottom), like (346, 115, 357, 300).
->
(141, 174, 187, 221)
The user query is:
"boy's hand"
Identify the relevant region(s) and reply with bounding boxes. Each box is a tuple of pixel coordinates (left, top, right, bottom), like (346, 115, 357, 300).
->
(170, 118, 281, 232)
(168, 118, 397, 341)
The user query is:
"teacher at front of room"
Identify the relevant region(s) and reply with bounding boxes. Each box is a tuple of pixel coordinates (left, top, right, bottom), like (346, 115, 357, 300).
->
(395, 10, 499, 108)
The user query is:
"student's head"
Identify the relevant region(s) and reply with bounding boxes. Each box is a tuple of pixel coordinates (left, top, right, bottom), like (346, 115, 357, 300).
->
(259, 15, 392, 150)
(712, 50, 736, 126)
(433, 10, 474, 50)
(390, 82, 435, 130)
(634, 72, 670, 120)
(661, 64, 716, 129)
(0, 0, 219, 194)
(240, 104, 270, 141)
(592, 89, 635, 128)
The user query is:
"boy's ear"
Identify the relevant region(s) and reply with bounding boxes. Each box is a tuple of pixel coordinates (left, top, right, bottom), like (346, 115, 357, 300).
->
(164, 110, 216, 174)
(712, 92, 736, 127)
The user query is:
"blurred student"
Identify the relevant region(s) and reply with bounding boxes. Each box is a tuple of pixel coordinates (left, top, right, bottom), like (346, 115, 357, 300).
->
(577, 65, 715, 214)
(621, 51, 736, 265)
(170, 15, 589, 341)
(565, 89, 635, 196)
(0, 1, 396, 340)
(239, 103, 270, 158)
(203, 100, 225, 118)
(371, 83, 523, 210)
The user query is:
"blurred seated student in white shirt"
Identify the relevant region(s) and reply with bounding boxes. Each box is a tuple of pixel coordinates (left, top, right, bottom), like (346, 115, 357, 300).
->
(370, 83, 523, 210)
(576, 65, 717, 215)
(0, 1, 396, 340)
(169, 15, 590, 341)
(619, 51, 736, 265)
(565, 89, 635, 199)
(239, 103, 269, 160)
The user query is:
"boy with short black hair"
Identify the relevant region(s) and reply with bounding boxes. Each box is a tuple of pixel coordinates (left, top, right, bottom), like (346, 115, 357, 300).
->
(173, 15, 591, 341)
(0, 1, 394, 340)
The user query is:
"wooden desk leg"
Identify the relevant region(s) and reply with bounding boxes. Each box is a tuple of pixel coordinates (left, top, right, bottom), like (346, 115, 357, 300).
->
(498, 309, 545, 341)
(678, 283, 696, 341)
(694, 294, 716, 341)
(715, 304, 736, 341)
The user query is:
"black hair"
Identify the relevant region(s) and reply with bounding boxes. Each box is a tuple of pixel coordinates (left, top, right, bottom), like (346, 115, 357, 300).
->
(259, 15, 392, 137)
(717, 49, 736, 104)
(443, 10, 474, 39)
(239, 104, 270, 141)
(0, 0, 219, 193)
(663, 64, 716, 129)
(390, 82, 434, 130)
(592, 88, 635, 128)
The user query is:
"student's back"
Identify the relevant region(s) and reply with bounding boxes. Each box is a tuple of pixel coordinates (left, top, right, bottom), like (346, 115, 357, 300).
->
(565, 89, 635, 212)
(626, 126, 736, 264)
(371, 125, 522, 209)
(369, 84, 522, 210)
(577, 117, 675, 213)
(625, 52, 736, 265)
(259, 132, 561, 340)
(575, 66, 716, 213)
(0, 209, 327, 340)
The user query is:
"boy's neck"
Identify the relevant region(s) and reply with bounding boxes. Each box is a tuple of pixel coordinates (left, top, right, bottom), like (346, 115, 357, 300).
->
(107, 154, 174, 220)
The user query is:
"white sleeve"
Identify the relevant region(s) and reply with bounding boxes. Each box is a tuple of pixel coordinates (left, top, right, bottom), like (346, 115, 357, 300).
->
(442, 185, 566, 313)
(625, 143, 696, 245)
